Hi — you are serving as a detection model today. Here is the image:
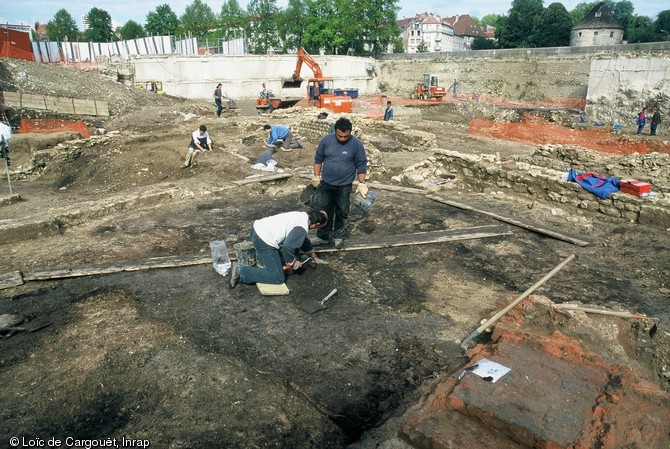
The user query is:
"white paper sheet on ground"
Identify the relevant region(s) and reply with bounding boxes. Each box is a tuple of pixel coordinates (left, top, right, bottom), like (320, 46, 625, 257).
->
(459, 358, 511, 383)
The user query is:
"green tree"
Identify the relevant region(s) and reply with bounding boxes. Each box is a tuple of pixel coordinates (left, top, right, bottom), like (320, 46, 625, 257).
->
(180, 0, 217, 41)
(481, 13, 505, 28)
(529, 2, 572, 47)
(117, 20, 145, 40)
(83, 7, 114, 42)
(219, 0, 249, 41)
(46, 9, 80, 41)
(611, 0, 633, 37)
(276, 0, 307, 51)
(246, 0, 281, 54)
(496, 0, 545, 48)
(303, 0, 337, 53)
(391, 36, 404, 53)
(655, 10, 670, 40)
(416, 40, 428, 52)
(145, 4, 179, 36)
(357, 0, 400, 55)
(627, 15, 656, 42)
(471, 36, 498, 49)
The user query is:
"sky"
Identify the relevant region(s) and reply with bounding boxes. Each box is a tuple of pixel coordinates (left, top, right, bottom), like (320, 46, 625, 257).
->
(0, 0, 664, 29)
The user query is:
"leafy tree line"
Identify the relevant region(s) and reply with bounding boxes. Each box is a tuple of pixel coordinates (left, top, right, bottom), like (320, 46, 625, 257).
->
(473, 0, 669, 49)
(44, 0, 400, 56)
(43, 0, 668, 53)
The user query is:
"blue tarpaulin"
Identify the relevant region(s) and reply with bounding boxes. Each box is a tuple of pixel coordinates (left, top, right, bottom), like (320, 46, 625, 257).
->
(567, 169, 620, 199)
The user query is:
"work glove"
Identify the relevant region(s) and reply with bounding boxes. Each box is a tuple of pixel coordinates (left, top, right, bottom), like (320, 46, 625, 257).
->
(356, 183, 368, 199)
(311, 176, 321, 188)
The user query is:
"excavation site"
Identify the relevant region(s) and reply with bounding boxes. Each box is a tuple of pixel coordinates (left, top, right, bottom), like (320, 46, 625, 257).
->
(1, 49, 669, 449)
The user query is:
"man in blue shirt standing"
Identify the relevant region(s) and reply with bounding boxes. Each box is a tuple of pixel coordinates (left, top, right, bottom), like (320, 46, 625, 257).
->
(311, 117, 368, 245)
(383, 100, 394, 121)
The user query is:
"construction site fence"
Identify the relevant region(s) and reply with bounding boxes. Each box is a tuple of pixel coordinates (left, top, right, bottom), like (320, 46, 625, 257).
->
(31, 36, 198, 64)
(18, 118, 91, 138)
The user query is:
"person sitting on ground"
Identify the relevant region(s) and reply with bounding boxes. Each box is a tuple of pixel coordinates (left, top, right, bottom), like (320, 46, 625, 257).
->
(383, 100, 394, 121)
(229, 209, 328, 288)
(182, 125, 212, 168)
(263, 124, 303, 151)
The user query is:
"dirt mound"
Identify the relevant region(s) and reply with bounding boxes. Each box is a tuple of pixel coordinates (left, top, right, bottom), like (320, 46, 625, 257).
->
(0, 57, 178, 116)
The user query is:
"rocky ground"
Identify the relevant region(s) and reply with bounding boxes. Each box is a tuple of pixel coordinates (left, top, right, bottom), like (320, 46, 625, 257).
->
(0, 58, 669, 448)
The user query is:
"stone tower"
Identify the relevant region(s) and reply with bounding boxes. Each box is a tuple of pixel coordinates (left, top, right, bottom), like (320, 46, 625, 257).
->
(570, 2, 623, 47)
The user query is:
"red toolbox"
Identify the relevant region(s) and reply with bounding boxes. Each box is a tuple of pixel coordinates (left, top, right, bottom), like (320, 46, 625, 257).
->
(619, 178, 652, 196)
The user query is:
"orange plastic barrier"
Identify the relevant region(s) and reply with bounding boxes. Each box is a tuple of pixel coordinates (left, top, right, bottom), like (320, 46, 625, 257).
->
(18, 118, 92, 138)
(469, 115, 669, 156)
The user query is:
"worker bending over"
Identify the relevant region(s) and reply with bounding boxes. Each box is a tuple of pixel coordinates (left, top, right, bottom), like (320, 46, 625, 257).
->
(263, 124, 303, 151)
(229, 209, 327, 288)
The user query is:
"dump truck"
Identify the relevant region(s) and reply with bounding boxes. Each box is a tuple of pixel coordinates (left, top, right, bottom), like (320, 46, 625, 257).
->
(282, 48, 353, 114)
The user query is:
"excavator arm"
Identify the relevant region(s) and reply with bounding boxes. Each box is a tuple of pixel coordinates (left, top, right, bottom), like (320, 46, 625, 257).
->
(283, 47, 323, 88)
(293, 47, 323, 80)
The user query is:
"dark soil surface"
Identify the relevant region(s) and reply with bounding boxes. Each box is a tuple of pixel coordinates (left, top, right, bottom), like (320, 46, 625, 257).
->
(0, 59, 669, 449)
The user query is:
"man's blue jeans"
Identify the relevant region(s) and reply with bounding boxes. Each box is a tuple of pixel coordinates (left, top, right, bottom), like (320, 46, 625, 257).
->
(315, 182, 352, 240)
(239, 227, 285, 285)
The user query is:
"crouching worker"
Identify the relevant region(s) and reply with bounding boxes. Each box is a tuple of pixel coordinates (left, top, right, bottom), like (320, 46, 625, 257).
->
(182, 125, 213, 168)
(229, 209, 327, 288)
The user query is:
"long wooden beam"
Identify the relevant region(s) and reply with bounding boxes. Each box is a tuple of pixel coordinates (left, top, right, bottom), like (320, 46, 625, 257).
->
(426, 194, 591, 247)
(7, 225, 510, 284)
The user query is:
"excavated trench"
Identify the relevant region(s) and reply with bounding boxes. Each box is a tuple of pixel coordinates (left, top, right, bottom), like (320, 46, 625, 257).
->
(1, 98, 669, 448)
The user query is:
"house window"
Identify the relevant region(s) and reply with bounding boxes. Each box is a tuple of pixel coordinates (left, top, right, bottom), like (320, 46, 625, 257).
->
(579, 32, 582, 36)
(595, 12, 602, 18)
(610, 31, 614, 37)
(594, 31, 598, 36)
(417, 30, 421, 36)
(411, 31, 414, 36)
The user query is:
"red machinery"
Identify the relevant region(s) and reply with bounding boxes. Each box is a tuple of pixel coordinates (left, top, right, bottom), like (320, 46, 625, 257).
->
(415, 74, 446, 100)
(282, 48, 353, 114)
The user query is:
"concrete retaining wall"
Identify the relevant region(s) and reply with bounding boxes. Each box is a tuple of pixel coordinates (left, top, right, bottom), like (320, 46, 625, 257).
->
(132, 54, 378, 100)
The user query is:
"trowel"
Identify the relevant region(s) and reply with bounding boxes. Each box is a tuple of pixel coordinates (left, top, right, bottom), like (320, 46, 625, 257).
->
(298, 288, 337, 314)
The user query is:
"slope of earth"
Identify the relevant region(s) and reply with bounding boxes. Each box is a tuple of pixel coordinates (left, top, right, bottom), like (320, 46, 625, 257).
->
(0, 59, 668, 448)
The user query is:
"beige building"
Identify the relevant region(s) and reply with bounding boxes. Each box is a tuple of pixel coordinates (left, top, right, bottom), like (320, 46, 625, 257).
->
(570, 2, 623, 47)
(398, 13, 463, 53)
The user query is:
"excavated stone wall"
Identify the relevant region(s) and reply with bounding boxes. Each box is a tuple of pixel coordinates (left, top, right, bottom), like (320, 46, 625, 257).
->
(396, 146, 670, 229)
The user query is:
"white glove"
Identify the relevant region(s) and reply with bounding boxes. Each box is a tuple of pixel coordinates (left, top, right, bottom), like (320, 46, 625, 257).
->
(311, 176, 321, 188)
(356, 183, 368, 199)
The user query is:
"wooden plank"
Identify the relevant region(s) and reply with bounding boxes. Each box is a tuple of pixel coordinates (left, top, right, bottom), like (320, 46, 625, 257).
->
(24, 254, 214, 281)
(366, 181, 430, 195)
(73, 98, 98, 116)
(54, 97, 75, 114)
(2, 91, 108, 116)
(20, 226, 508, 282)
(317, 225, 512, 253)
(426, 194, 591, 247)
(232, 173, 292, 185)
(0, 271, 24, 290)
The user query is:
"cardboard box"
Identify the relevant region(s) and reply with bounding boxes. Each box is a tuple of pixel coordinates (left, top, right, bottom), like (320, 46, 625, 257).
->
(619, 178, 652, 196)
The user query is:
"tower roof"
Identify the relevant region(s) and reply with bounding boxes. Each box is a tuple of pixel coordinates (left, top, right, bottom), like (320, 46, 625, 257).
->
(573, 2, 623, 30)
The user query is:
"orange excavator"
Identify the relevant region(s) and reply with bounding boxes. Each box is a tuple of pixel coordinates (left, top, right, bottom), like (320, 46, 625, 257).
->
(282, 47, 353, 114)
